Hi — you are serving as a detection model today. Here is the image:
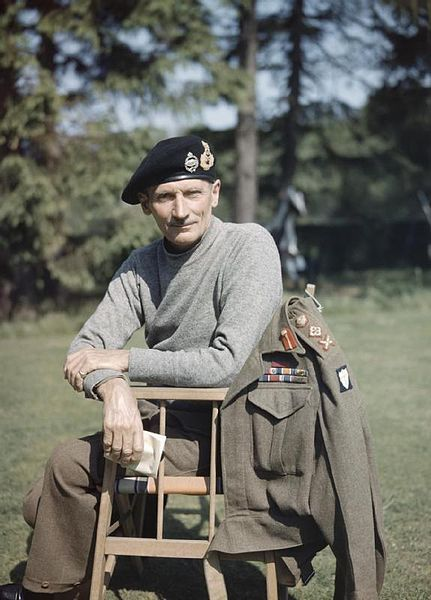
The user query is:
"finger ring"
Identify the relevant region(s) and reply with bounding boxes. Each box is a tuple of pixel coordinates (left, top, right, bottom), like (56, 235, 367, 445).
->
(79, 370, 86, 377)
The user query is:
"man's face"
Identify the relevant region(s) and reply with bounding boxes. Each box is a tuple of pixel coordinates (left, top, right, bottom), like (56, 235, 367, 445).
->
(139, 178, 221, 250)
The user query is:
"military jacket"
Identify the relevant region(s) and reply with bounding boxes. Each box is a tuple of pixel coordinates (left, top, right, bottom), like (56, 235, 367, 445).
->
(209, 296, 386, 600)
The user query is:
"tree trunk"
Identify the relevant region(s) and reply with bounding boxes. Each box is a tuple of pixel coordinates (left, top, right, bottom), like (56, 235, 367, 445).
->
(281, 0, 304, 189)
(234, 0, 258, 223)
(36, 32, 62, 168)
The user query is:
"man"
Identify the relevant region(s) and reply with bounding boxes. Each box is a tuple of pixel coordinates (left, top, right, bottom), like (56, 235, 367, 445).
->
(0, 135, 283, 600)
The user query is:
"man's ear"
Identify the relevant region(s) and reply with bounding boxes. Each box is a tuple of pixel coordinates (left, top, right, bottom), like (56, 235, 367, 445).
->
(138, 192, 152, 215)
(210, 179, 221, 208)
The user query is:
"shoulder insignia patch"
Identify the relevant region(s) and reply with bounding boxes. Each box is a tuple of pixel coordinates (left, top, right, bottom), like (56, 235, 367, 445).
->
(309, 325, 322, 337)
(336, 365, 352, 392)
(288, 299, 338, 357)
(318, 334, 335, 351)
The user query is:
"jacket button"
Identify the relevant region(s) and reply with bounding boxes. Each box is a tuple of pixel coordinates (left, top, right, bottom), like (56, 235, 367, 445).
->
(41, 582, 49, 589)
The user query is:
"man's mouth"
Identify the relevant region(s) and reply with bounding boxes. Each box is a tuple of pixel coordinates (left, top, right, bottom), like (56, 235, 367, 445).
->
(169, 222, 195, 228)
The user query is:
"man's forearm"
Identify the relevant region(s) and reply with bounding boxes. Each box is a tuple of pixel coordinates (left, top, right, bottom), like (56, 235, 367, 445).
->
(64, 348, 130, 394)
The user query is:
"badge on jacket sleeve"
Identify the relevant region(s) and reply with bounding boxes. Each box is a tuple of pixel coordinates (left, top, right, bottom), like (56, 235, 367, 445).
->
(295, 314, 308, 328)
(336, 365, 352, 392)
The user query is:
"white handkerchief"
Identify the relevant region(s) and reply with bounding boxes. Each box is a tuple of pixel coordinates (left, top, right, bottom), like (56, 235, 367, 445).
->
(129, 430, 166, 477)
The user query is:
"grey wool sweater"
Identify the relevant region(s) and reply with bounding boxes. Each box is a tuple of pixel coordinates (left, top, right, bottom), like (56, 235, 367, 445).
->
(69, 216, 283, 397)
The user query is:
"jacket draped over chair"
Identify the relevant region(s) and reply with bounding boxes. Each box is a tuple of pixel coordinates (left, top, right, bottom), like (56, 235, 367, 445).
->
(209, 296, 386, 599)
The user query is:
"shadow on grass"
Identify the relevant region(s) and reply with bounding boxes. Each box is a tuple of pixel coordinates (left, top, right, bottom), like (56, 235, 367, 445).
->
(10, 532, 32, 584)
(10, 561, 26, 585)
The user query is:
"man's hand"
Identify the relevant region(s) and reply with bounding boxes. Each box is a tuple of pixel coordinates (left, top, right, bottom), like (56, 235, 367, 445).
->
(63, 348, 129, 392)
(97, 378, 144, 467)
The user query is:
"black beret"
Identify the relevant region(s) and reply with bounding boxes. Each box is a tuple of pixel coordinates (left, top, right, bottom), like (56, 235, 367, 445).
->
(121, 135, 217, 204)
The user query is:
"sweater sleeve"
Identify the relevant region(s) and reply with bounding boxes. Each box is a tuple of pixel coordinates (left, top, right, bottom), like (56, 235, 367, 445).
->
(68, 253, 144, 398)
(128, 226, 283, 387)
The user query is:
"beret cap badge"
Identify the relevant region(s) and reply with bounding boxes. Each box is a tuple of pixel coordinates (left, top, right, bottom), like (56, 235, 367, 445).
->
(185, 152, 199, 173)
(200, 141, 215, 171)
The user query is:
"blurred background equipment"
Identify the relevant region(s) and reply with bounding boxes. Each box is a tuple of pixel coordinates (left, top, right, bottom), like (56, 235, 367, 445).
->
(417, 190, 431, 261)
(267, 185, 307, 284)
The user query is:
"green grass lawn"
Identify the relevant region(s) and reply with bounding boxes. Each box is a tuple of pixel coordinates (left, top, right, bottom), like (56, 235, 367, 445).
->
(0, 285, 430, 599)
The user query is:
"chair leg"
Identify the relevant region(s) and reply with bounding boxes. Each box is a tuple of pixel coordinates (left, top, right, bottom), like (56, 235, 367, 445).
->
(103, 555, 117, 597)
(90, 460, 117, 600)
(203, 554, 228, 600)
(264, 551, 278, 600)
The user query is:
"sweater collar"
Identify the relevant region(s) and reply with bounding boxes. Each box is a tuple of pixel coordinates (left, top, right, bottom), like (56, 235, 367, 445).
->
(160, 215, 222, 267)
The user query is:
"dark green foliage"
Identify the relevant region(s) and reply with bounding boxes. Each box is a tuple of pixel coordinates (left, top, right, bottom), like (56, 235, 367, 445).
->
(1, 0, 430, 316)
(0, 0, 241, 317)
(50, 128, 160, 294)
(258, 87, 430, 224)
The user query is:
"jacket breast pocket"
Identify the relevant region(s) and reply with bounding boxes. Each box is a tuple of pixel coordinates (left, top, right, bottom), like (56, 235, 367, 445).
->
(246, 385, 312, 477)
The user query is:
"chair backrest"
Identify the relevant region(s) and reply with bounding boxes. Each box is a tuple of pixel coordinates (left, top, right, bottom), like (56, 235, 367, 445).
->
(130, 385, 228, 543)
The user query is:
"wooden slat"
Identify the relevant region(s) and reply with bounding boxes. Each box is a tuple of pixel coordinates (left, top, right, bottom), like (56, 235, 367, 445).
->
(105, 554, 116, 575)
(102, 555, 116, 595)
(146, 476, 221, 495)
(90, 460, 117, 600)
(105, 537, 209, 558)
(107, 521, 120, 536)
(208, 401, 218, 540)
(156, 401, 166, 540)
(131, 386, 228, 402)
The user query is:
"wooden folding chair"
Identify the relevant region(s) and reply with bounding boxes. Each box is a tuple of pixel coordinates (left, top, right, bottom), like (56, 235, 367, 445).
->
(89, 386, 280, 600)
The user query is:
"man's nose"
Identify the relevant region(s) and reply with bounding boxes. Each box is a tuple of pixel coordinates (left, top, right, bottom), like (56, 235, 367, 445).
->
(172, 194, 189, 219)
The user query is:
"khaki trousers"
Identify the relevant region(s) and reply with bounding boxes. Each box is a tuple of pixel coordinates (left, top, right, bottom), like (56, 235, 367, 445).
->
(22, 408, 211, 595)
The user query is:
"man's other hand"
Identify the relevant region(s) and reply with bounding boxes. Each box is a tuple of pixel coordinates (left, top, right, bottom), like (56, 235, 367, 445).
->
(97, 378, 144, 467)
(63, 348, 129, 392)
